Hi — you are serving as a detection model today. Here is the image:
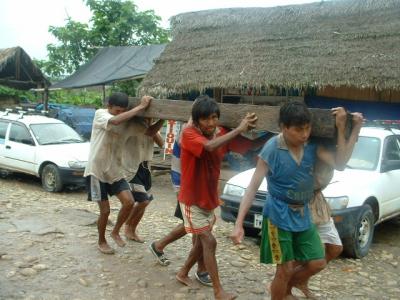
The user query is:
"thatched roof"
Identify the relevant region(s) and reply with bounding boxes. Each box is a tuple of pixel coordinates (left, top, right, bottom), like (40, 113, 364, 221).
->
(0, 47, 49, 90)
(139, 0, 400, 97)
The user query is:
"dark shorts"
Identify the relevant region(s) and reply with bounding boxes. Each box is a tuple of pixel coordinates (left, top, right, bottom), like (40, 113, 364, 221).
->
(86, 176, 130, 202)
(130, 161, 153, 203)
(174, 201, 183, 220)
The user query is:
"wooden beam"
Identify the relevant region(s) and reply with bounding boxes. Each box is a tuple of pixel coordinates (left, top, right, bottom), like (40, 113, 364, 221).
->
(129, 97, 337, 138)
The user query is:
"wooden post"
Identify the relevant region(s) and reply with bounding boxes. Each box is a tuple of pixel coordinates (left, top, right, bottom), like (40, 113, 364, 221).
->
(128, 97, 338, 138)
(43, 86, 49, 111)
(102, 85, 106, 106)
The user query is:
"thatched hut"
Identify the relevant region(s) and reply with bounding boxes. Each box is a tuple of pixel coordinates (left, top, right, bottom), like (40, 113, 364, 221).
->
(0, 46, 49, 90)
(139, 0, 400, 118)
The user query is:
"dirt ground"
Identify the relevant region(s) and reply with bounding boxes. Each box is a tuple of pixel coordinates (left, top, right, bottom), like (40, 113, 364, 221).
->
(0, 172, 400, 300)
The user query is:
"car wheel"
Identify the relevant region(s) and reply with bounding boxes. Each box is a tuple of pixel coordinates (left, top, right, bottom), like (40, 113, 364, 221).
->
(41, 164, 63, 192)
(342, 204, 375, 258)
(0, 169, 11, 178)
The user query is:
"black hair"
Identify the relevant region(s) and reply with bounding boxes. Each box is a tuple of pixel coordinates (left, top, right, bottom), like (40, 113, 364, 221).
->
(107, 92, 129, 108)
(279, 101, 311, 127)
(191, 95, 220, 124)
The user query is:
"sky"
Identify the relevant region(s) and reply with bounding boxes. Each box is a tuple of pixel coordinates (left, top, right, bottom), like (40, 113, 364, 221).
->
(0, 0, 315, 60)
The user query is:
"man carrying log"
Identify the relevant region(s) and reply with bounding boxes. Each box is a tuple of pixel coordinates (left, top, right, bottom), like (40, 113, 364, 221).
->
(84, 92, 152, 254)
(230, 101, 361, 300)
(176, 95, 257, 300)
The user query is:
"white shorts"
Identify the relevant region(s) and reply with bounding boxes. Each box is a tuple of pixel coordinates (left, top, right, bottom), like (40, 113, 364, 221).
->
(317, 218, 342, 246)
(179, 202, 216, 234)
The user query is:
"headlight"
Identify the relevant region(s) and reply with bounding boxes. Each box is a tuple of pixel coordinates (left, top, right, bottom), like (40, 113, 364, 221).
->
(325, 196, 349, 210)
(68, 161, 86, 169)
(223, 184, 245, 197)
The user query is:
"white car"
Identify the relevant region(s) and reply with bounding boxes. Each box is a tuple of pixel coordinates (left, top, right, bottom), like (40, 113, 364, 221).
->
(221, 126, 400, 258)
(0, 109, 90, 192)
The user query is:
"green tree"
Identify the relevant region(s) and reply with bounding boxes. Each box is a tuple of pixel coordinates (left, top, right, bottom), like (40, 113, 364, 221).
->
(43, 0, 169, 78)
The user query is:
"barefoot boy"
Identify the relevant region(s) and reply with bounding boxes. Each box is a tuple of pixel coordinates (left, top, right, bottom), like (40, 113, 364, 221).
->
(177, 95, 257, 300)
(84, 92, 151, 254)
(125, 118, 165, 243)
(231, 101, 357, 299)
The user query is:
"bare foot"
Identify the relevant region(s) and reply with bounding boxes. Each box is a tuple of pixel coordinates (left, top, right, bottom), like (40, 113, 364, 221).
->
(215, 290, 238, 300)
(176, 273, 193, 287)
(294, 283, 317, 299)
(125, 231, 144, 243)
(97, 243, 115, 254)
(110, 232, 126, 247)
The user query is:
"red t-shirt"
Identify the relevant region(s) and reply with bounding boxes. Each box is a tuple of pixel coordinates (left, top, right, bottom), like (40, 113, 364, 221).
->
(178, 126, 252, 210)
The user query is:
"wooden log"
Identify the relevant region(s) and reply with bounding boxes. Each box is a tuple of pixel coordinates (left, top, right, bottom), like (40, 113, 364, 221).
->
(129, 97, 338, 138)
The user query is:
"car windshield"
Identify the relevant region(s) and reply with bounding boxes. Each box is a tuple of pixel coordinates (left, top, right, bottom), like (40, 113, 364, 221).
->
(346, 136, 380, 170)
(30, 123, 85, 145)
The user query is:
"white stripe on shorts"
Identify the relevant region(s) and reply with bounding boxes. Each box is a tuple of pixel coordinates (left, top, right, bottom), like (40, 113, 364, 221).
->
(90, 176, 102, 202)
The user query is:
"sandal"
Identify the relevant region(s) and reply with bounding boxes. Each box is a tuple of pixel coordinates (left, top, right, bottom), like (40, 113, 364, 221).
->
(195, 271, 212, 287)
(149, 241, 170, 266)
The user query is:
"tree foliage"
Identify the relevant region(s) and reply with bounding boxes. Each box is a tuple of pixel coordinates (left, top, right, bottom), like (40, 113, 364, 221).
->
(43, 0, 169, 79)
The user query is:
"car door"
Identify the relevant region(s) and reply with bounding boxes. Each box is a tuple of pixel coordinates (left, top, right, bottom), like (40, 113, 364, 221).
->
(378, 135, 400, 218)
(3, 122, 37, 175)
(0, 120, 11, 167)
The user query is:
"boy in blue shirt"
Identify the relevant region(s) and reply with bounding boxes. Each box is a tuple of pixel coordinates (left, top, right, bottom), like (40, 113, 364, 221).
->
(231, 101, 355, 299)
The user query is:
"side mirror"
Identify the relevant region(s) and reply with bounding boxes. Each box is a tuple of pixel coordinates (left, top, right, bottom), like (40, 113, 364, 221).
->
(381, 159, 400, 172)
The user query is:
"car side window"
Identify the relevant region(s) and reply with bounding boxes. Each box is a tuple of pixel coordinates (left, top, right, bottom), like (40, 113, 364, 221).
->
(384, 136, 400, 161)
(0, 120, 9, 144)
(9, 123, 34, 145)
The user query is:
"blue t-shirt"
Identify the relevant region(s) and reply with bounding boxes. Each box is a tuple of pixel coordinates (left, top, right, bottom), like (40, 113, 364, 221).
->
(259, 135, 317, 232)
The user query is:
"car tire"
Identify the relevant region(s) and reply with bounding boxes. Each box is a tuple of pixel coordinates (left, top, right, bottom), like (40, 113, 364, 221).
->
(244, 227, 261, 237)
(0, 169, 11, 178)
(342, 204, 375, 258)
(41, 164, 63, 192)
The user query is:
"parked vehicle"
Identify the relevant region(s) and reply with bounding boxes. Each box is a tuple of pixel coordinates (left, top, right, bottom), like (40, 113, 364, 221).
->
(0, 109, 89, 192)
(220, 125, 400, 258)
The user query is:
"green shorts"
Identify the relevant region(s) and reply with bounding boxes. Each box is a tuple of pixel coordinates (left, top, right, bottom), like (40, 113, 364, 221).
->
(260, 218, 325, 264)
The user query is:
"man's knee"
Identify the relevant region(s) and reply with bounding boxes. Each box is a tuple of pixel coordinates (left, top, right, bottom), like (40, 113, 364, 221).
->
(137, 200, 150, 208)
(326, 244, 343, 261)
(99, 207, 110, 216)
(98, 202, 110, 216)
(117, 190, 134, 209)
(199, 231, 217, 250)
(275, 262, 295, 281)
(307, 259, 327, 273)
(123, 200, 134, 210)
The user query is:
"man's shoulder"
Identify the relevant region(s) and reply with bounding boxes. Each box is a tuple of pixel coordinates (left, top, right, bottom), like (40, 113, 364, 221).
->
(216, 126, 228, 136)
(262, 135, 278, 151)
(182, 126, 201, 137)
(94, 108, 111, 118)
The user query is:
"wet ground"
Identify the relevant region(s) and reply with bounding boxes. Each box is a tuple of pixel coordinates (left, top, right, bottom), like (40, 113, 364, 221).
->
(0, 172, 400, 300)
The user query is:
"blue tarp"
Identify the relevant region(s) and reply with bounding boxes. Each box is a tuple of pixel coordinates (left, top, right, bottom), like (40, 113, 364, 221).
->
(305, 96, 400, 120)
(36, 103, 95, 139)
(50, 44, 166, 89)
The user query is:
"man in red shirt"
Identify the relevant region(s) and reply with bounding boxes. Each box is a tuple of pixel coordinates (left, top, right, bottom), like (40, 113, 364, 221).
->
(177, 95, 257, 300)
